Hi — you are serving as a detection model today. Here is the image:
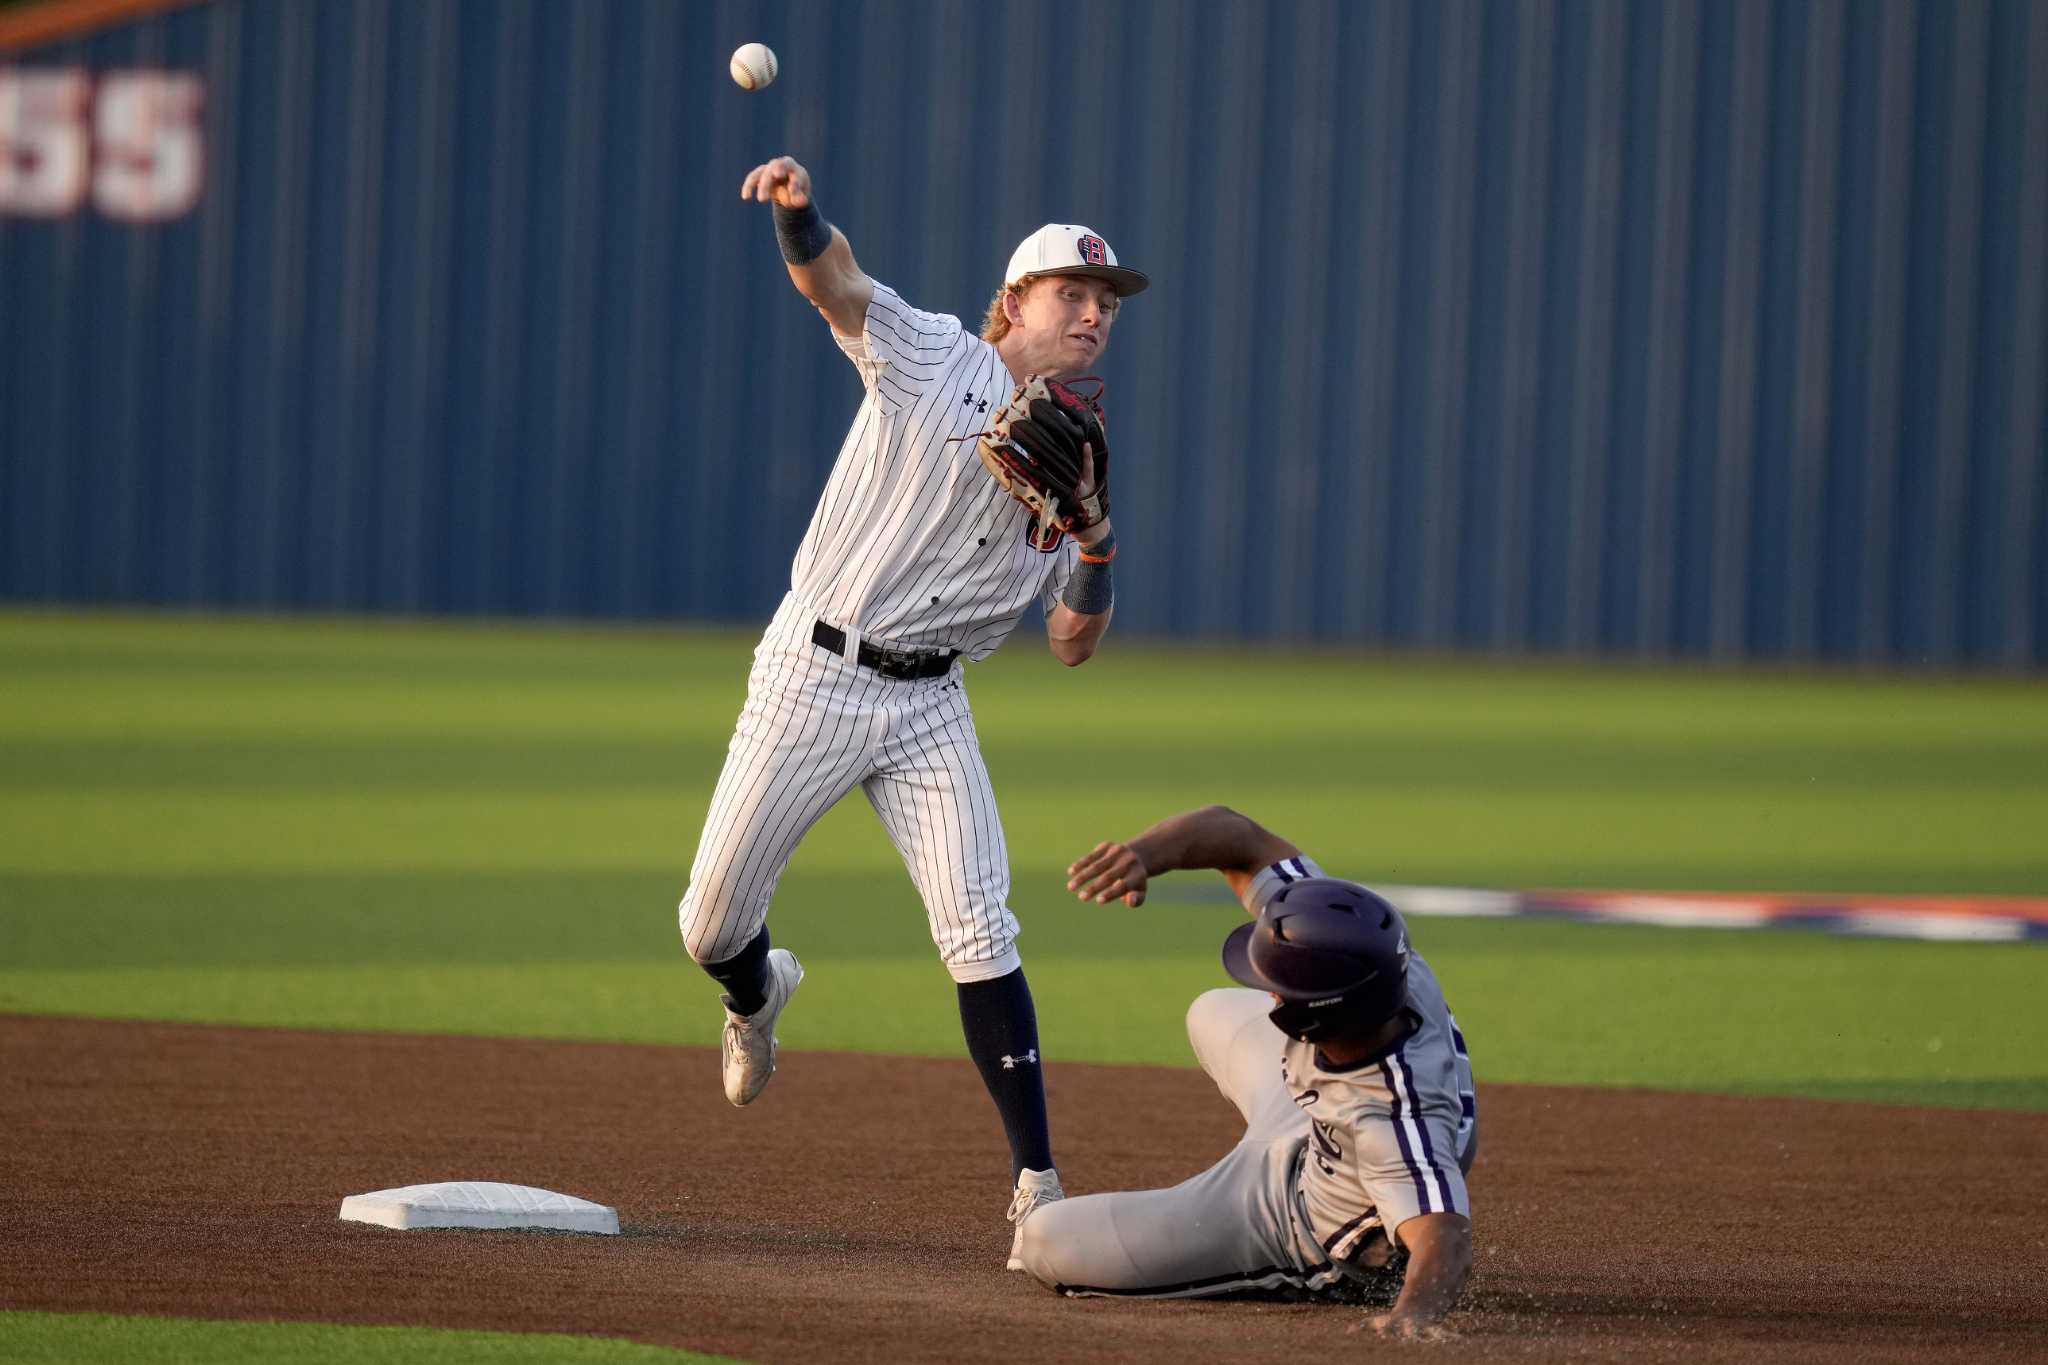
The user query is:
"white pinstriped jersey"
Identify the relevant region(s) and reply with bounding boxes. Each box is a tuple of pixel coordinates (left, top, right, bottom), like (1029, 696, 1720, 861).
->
(1242, 857, 1477, 1262)
(797, 282, 1077, 659)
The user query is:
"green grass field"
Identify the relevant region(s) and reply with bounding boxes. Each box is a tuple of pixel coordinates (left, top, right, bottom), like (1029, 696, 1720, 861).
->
(3, 609, 2044, 1105)
(4, 609, 2045, 1359)
(0, 1312, 733, 1364)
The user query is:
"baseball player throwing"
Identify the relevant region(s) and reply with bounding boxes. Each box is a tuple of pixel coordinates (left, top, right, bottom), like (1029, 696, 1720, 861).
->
(677, 154, 1147, 1264)
(1012, 805, 1477, 1339)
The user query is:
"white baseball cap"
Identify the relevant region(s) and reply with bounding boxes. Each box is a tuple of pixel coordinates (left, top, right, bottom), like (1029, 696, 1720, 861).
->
(1004, 223, 1149, 296)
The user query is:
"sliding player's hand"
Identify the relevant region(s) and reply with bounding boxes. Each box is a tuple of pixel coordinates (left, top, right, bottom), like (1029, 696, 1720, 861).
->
(1067, 840, 1149, 907)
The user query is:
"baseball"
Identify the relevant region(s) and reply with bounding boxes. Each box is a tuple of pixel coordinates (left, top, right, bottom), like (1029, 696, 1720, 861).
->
(730, 42, 778, 91)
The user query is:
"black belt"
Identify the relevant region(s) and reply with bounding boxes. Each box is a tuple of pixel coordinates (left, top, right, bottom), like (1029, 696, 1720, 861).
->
(812, 621, 958, 680)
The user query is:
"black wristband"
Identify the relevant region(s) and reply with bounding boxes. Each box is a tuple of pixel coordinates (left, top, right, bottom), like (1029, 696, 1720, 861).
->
(1061, 552, 1114, 615)
(773, 200, 832, 265)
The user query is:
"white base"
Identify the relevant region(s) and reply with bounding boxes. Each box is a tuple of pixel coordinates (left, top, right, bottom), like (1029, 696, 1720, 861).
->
(339, 1181, 619, 1234)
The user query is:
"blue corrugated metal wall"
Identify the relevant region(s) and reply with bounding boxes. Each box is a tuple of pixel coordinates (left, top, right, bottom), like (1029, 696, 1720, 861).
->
(3, 0, 2044, 667)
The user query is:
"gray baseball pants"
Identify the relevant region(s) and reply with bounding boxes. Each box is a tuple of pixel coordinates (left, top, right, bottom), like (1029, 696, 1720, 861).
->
(1011, 989, 1338, 1297)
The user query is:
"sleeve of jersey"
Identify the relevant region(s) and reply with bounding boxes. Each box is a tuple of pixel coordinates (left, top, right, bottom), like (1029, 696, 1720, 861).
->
(1350, 1063, 1472, 1245)
(1239, 854, 1328, 914)
(832, 282, 966, 412)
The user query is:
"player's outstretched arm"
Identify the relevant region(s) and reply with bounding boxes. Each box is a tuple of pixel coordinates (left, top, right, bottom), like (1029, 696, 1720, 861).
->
(1066, 805, 1301, 907)
(739, 155, 874, 337)
(1361, 1212, 1472, 1340)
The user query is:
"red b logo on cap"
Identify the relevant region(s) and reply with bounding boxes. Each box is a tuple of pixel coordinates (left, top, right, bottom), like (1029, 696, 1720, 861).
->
(1077, 234, 1108, 265)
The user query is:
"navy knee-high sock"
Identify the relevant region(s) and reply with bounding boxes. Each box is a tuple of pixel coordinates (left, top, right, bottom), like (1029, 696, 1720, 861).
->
(702, 927, 772, 1016)
(957, 968, 1053, 1179)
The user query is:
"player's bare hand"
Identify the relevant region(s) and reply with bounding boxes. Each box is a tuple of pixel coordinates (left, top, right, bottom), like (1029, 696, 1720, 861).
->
(1067, 841, 1148, 906)
(1353, 1311, 1452, 1342)
(1070, 445, 1116, 550)
(740, 155, 812, 209)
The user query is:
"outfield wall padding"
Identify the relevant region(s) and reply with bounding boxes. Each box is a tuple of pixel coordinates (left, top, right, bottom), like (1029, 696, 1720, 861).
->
(2, 0, 2043, 668)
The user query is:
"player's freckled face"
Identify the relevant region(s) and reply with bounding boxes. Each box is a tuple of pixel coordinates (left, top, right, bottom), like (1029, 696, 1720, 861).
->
(1009, 275, 1119, 377)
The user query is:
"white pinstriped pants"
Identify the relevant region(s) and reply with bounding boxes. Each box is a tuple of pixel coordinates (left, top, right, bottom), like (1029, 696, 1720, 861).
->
(677, 593, 1024, 983)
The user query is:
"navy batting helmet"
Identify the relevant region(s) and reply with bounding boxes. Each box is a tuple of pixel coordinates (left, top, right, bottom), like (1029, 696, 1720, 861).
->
(1221, 878, 1411, 1043)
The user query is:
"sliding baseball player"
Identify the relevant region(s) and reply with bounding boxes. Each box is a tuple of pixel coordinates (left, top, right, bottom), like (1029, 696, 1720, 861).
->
(1014, 805, 1478, 1339)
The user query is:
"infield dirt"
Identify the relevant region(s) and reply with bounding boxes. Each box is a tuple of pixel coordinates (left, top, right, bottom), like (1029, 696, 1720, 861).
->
(2, 1015, 2043, 1363)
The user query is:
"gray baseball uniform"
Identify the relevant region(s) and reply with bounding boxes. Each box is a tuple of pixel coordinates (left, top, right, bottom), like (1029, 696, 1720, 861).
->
(1012, 855, 1477, 1297)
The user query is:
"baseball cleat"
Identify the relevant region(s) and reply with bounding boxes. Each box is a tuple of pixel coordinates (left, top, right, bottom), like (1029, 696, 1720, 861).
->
(1005, 1166, 1064, 1271)
(721, 948, 804, 1106)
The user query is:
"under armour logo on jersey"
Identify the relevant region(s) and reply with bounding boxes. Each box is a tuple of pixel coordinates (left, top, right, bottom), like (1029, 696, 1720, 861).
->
(960, 392, 988, 414)
(1076, 234, 1108, 265)
(1000, 1049, 1039, 1070)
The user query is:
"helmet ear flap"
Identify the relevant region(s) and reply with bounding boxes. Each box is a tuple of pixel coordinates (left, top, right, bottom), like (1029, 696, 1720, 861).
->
(1264, 972, 1405, 1044)
(1265, 995, 1330, 1042)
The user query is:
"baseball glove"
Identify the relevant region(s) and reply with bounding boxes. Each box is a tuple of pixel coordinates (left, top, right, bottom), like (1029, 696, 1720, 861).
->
(974, 375, 1109, 544)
